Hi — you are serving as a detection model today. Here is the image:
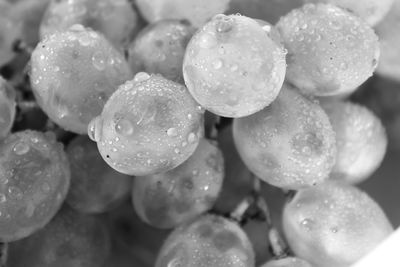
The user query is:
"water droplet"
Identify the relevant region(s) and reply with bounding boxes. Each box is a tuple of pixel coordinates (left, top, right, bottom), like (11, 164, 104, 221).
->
(215, 16, 234, 33)
(167, 128, 178, 137)
(300, 218, 314, 231)
(8, 186, 23, 200)
(88, 116, 103, 142)
(92, 51, 106, 71)
(13, 142, 30, 155)
(212, 59, 223, 70)
(42, 183, 51, 193)
(115, 118, 134, 136)
(187, 133, 197, 143)
(0, 194, 6, 203)
(134, 72, 151, 82)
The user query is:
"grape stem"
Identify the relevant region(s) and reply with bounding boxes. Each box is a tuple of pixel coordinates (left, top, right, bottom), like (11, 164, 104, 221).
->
(229, 195, 255, 223)
(0, 242, 7, 267)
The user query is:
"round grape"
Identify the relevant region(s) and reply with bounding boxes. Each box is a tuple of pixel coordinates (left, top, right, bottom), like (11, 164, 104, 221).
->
(261, 257, 313, 267)
(30, 24, 132, 134)
(0, 0, 23, 66)
(88, 73, 204, 176)
(40, 0, 138, 49)
(0, 130, 70, 242)
(66, 135, 132, 214)
(155, 214, 255, 267)
(302, 0, 394, 26)
(283, 181, 393, 267)
(233, 85, 336, 190)
(7, 206, 111, 267)
(276, 3, 380, 96)
(183, 14, 287, 118)
(375, 0, 400, 82)
(128, 19, 195, 83)
(321, 100, 387, 184)
(135, 0, 230, 27)
(0, 76, 16, 139)
(133, 138, 224, 229)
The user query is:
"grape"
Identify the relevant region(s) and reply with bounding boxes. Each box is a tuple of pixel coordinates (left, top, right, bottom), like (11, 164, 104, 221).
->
(0, 0, 23, 66)
(227, 0, 303, 24)
(283, 181, 393, 267)
(66, 135, 132, 214)
(128, 19, 195, 83)
(88, 73, 204, 176)
(10, 0, 51, 47)
(321, 100, 387, 184)
(40, 0, 138, 49)
(302, 0, 394, 26)
(183, 14, 287, 118)
(0, 76, 16, 139)
(135, 0, 230, 27)
(133, 138, 224, 229)
(155, 214, 255, 267)
(261, 257, 312, 267)
(7, 206, 111, 267)
(0, 130, 70, 242)
(276, 4, 380, 96)
(375, 0, 400, 82)
(30, 24, 132, 134)
(233, 85, 336, 190)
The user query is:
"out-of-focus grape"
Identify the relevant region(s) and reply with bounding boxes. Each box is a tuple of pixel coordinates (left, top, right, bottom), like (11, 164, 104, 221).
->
(261, 257, 313, 267)
(155, 214, 255, 267)
(375, 0, 400, 82)
(233, 85, 336, 190)
(88, 73, 204, 176)
(0, 0, 23, 67)
(40, 0, 138, 49)
(183, 14, 286, 118)
(30, 24, 132, 134)
(283, 181, 393, 267)
(128, 19, 195, 83)
(227, 0, 303, 24)
(7, 207, 111, 267)
(133, 138, 224, 229)
(0, 76, 16, 139)
(66, 135, 132, 214)
(135, 0, 230, 27)
(276, 4, 380, 96)
(321, 100, 387, 184)
(0, 130, 70, 242)
(302, 0, 394, 26)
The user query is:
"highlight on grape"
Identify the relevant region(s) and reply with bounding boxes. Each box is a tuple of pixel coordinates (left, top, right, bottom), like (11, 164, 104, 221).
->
(0, 0, 399, 266)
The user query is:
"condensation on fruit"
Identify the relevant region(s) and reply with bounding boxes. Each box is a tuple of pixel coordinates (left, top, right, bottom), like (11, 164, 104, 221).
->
(88, 73, 204, 176)
(276, 3, 380, 97)
(233, 84, 336, 190)
(133, 138, 224, 229)
(183, 14, 287, 118)
(30, 24, 132, 134)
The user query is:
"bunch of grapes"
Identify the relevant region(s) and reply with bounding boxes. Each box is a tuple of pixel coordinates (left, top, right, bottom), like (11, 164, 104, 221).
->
(0, 0, 399, 266)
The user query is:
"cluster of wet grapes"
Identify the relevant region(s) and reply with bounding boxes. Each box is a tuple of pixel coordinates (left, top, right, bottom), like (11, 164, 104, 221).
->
(0, 0, 400, 266)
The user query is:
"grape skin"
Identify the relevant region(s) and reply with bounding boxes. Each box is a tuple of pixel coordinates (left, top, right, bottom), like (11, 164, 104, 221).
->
(261, 257, 312, 267)
(375, 0, 400, 82)
(135, 0, 230, 27)
(0, 130, 70, 242)
(276, 3, 380, 97)
(183, 14, 287, 118)
(233, 85, 336, 190)
(88, 73, 204, 176)
(40, 0, 138, 50)
(66, 135, 132, 214)
(0, 0, 23, 66)
(283, 181, 393, 267)
(155, 215, 255, 267)
(321, 100, 387, 184)
(128, 19, 195, 83)
(133, 138, 224, 229)
(7, 207, 111, 267)
(0, 76, 16, 140)
(30, 24, 132, 134)
(302, 0, 394, 26)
